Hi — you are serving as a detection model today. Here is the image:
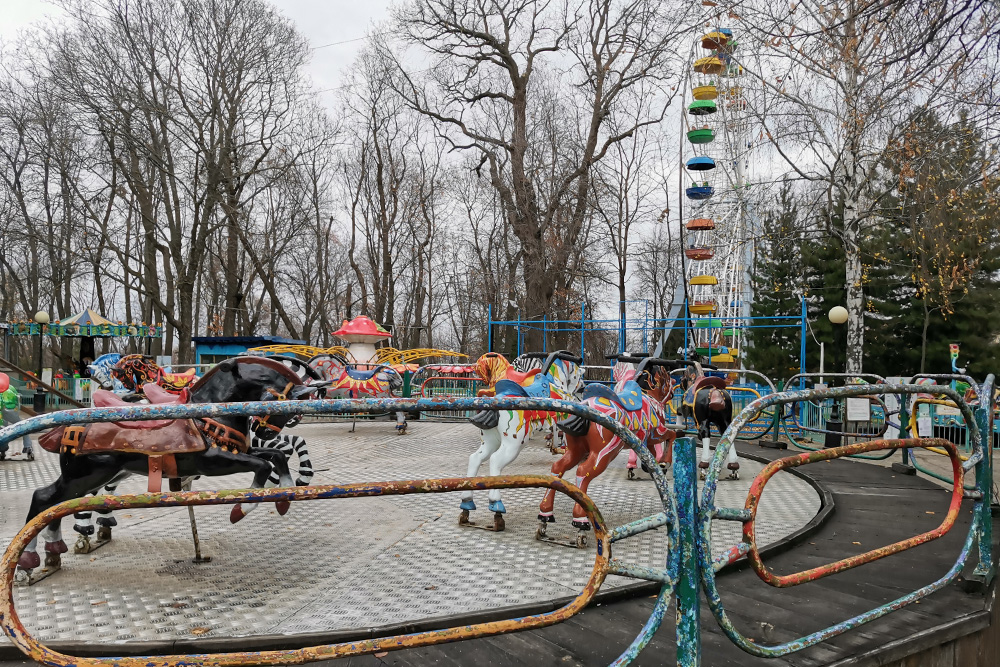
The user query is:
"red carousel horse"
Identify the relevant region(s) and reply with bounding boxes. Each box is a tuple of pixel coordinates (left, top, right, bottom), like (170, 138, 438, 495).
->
(541, 357, 681, 546)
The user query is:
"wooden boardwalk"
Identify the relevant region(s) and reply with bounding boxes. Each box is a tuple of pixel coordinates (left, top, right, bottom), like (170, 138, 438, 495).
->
(324, 445, 997, 666)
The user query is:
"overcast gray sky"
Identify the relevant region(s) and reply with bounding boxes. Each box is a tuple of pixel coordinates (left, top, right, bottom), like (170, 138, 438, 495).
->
(0, 0, 395, 105)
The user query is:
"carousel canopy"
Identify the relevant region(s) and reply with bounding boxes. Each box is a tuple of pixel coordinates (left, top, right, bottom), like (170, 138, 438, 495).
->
(59, 308, 114, 327)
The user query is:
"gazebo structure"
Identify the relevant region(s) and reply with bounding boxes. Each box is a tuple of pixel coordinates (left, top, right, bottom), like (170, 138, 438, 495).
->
(4, 309, 161, 376)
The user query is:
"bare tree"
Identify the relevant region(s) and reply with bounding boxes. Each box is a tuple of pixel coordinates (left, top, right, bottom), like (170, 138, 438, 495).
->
(386, 0, 695, 348)
(738, 0, 998, 371)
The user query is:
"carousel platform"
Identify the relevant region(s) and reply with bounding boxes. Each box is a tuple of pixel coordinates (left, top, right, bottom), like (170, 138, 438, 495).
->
(0, 422, 824, 659)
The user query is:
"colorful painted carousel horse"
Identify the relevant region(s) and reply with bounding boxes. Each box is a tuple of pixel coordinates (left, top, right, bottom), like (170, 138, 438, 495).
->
(460, 350, 585, 531)
(88, 353, 127, 394)
(113, 354, 197, 394)
(545, 357, 680, 545)
(678, 361, 738, 480)
(18, 357, 323, 577)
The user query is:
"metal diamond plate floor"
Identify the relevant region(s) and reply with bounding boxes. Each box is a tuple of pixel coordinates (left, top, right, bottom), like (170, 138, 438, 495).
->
(0, 422, 820, 645)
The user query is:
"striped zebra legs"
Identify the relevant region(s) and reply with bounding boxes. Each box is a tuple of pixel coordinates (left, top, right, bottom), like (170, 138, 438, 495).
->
(249, 432, 314, 486)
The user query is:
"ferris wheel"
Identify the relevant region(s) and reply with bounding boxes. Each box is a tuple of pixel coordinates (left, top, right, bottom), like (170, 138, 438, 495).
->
(680, 23, 759, 368)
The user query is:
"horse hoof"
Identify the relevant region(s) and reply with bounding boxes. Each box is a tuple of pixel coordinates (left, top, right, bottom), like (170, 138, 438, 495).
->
(74, 535, 91, 554)
(493, 513, 505, 532)
(96, 516, 117, 527)
(459, 509, 471, 526)
(230, 505, 247, 523)
(460, 499, 476, 511)
(571, 519, 591, 531)
(537, 513, 555, 523)
(45, 540, 68, 555)
(18, 551, 40, 570)
(575, 534, 588, 548)
(276, 501, 290, 516)
(488, 500, 506, 514)
(97, 526, 112, 542)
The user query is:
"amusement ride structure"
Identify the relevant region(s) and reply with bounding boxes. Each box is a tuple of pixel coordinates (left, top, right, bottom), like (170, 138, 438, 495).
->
(682, 22, 760, 368)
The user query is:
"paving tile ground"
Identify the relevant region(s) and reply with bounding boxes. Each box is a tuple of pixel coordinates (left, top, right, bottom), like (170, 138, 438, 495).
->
(0, 421, 819, 647)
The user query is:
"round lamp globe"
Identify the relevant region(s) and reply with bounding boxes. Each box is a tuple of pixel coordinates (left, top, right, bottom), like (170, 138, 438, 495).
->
(828, 306, 848, 325)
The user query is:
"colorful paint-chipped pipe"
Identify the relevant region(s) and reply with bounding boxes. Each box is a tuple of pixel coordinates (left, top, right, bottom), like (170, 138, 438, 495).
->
(0, 396, 684, 667)
(743, 438, 963, 587)
(695, 379, 993, 658)
(0, 475, 609, 667)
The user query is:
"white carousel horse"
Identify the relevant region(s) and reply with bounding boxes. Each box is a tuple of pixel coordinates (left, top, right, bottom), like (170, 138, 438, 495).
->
(460, 350, 585, 531)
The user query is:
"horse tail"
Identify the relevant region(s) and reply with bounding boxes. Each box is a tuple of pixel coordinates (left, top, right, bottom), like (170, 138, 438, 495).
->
(557, 414, 590, 437)
(470, 409, 500, 431)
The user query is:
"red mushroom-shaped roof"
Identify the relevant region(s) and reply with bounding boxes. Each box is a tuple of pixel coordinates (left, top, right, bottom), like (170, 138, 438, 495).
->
(332, 316, 392, 341)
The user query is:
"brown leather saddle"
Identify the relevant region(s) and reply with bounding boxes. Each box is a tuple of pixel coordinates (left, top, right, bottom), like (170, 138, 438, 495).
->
(40, 383, 206, 458)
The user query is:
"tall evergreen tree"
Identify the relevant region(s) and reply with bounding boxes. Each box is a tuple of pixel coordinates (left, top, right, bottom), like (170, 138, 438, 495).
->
(800, 205, 848, 377)
(746, 183, 804, 381)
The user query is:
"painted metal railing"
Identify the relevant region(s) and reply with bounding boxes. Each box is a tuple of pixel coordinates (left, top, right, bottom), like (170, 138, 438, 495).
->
(695, 380, 995, 662)
(0, 396, 678, 667)
(0, 380, 995, 666)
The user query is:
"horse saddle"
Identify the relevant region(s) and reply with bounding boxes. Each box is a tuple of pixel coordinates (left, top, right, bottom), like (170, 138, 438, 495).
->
(91, 384, 189, 428)
(683, 376, 728, 411)
(39, 418, 205, 456)
(41, 382, 204, 456)
(583, 381, 644, 411)
(493, 371, 552, 399)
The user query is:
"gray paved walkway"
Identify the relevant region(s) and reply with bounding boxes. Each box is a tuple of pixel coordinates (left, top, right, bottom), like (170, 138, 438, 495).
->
(0, 422, 819, 649)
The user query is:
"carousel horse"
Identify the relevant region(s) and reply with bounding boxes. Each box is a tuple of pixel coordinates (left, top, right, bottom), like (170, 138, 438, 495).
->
(243, 355, 326, 488)
(544, 357, 680, 544)
(17, 357, 323, 575)
(113, 354, 198, 394)
(472, 352, 568, 453)
(460, 350, 585, 531)
(88, 353, 127, 394)
(76, 354, 319, 542)
(678, 360, 738, 480)
(308, 353, 408, 433)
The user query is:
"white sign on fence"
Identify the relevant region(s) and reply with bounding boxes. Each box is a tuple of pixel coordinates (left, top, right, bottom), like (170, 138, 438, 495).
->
(846, 397, 871, 422)
(917, 415, 934, 437)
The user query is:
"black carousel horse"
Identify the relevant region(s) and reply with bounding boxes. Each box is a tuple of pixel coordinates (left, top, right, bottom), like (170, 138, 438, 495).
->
(18, 356, 324, 574)
(675, 360, 739, 480)
(70, 354, 325, 549)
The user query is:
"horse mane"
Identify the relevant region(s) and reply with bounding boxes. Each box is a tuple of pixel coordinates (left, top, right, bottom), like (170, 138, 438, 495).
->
(474, 353, 511, 387)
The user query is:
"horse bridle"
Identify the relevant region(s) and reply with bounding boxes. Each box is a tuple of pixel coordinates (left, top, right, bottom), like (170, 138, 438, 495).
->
(250, 381, 299, 437)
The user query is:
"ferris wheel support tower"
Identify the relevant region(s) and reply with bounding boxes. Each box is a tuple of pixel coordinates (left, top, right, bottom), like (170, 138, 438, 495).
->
(679, 22, 760, 369)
